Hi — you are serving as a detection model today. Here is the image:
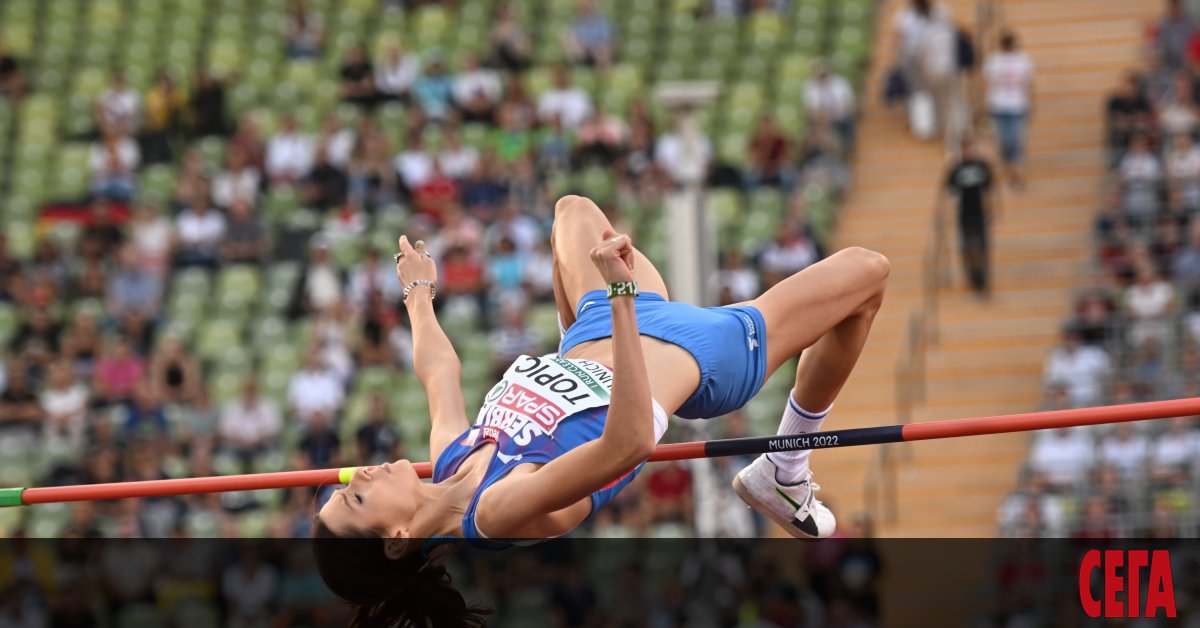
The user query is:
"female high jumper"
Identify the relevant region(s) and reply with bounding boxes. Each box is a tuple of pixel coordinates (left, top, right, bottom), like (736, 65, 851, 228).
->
(313, 194, 889, 626)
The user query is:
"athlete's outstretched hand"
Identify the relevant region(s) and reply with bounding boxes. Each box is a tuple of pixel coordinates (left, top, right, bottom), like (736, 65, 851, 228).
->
(590, 229, 635, 284)
(395, 235, 438, 294)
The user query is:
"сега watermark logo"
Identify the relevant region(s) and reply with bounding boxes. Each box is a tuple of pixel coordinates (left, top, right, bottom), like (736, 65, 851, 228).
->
(1078, 550, 1177, 618)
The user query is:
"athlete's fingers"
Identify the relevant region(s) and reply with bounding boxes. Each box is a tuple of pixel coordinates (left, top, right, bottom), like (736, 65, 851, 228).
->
(398, 235, 417, 257)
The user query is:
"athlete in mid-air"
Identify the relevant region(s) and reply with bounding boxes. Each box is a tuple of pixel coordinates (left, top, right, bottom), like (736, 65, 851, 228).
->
(313, 194, 889, 626)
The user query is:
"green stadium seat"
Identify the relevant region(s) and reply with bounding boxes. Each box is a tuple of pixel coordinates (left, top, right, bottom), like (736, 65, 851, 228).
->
(0, 303, 18, 347)
(216, 264, 263, 315)
(196, 317, 244, 362)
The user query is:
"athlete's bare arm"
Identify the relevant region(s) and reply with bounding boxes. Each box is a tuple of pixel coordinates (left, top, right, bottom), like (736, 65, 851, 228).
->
(395, 235, 470, 462)
(475, 230, 655, 537)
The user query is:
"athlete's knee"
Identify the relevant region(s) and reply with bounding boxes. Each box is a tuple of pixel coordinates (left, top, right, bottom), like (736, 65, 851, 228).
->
(554, 195, 591, 220)
(841, 246, 891, 286)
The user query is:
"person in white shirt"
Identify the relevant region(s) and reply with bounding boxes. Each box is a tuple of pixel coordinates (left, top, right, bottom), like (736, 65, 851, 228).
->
(128, 201, 174, 277)
(375, 43, 422, 101)
(452, 53, 503, 123)
(1119, 134, 1164, 224)
(219, 377, 282, 457)
(1028, 427, 1095, 491)
(1152, 416, 1200, 481)
(1124, 262, 1175, 348)
(804, 60, 856, 152)
(287, 349, 345, 426)
(536, 65, 593, 130)
(1042, 325, 1112, 408)
(437, 128, 480, 181)
(304, 235, 343, 313)
(95, 72, 141, 135)
(40, 360, 88, 452)
(265, 114, 316, 186)
(1166, 132, 1200, 211)
(393, 132, 434, 192)
(211, 147, 261, 210)
(984, 31, 1035, 188)
(654, 111, 712, 186)
(1098, 422, 1149, 480)
(318, 114, 356, 169)
(347, 248, 402, 311)
(715, 249, 760, 305)
(174, 196, 227, 268)
(89, 127, 140, 202)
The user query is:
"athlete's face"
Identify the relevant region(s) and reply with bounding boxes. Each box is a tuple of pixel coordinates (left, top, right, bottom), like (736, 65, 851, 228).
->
(318, 461, 422, 539)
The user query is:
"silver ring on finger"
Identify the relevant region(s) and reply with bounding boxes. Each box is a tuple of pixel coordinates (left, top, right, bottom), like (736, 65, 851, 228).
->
(393, 252, 404, 263)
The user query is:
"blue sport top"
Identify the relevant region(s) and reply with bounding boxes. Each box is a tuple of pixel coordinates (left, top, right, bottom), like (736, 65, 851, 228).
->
(430, 354, 665, 549)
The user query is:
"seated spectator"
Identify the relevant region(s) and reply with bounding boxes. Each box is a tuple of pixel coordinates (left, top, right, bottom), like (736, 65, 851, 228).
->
(453, 53, 503, 124)
(437, 127, 481, 182)
(453, 158, 501, 214)
(491, 103, 536, 165)
(89, 125, 140, 202)
(302, 236, 343, 313)
(61, 310, 102, 376)
(374, 43, 421, 102)
(1155, 0, 1195, 73)
(219, 377, 282, 459)
(299, 411, 340, 467)
(1152, 416, 1200, 480)
(759, 218, 821, 287)
(339, 42, 378, 109)
(188, 69, 229, 138)
(1072, 288, 1118, 346)
(412, 55, 455, 121)
(645, 461, 693, 524)
(537, 65, 593, 130)
(1124, 261, 1175, 347)
(1043, 324, 1112, 407)
(147, 335, 200, 406)
(266, 114, 316, 187)
(412, 163, 459, 223)
(222, 199, 270, 265)
(997, 471, 1066, 537)
(537, 115, 575, 172)
(123, 379, 169, 439)
(563, 0, 616, 70)
(804, 60, 856, 153)
(211, 147, 262, 210)
(284, 0, 324, 59)
(486, 237, 529, 311)
(500, 74, 537, 128)
(1167, 133, 1200, 213)
(0, 363, 43, 438)
(95, 71, 141, 135)
(92, 336, 145, 407)
(127, 201, 174, 278)
(356, 394, 403, 467)
(1118, 135, 1163, 227)
(287, 349, 344, 426)
(438, 204, 484, 253)
(346, 128, 397, 210)
(439, 244, 486, 317)
(486, 305, 539, 373)
(141, 71, 187, 164)
(172, 149, 209, 209)
(230, 113, 267, 171)
(107, 244, 163, 322)
(745, 114, 794, 188)
(655, 111, 713, 187)
(40, 359, 89, 451)
(301, 145, 348, 210)
(715, 249, 760, 305)
(9, 307, 62, 372)
(490, 3, 532, 72)
(318, 114, 356, 170)
(0, 37, 24, 102)
(1073, 495, 1118, 539)
(485, 199, 543, 255)
(1155, 71, 1199, 138)
(348, 248, 402, 311)
(70, 255, 107, 303)
(1028, 426, 1095, 490)
(0, 234, 23, 302)
(393, 130, 434, 196)
(574, 105, 628, 167)
(1106, 72, 1152, 155)
(174, 196, 227, 268)
(1098, 422, 1149, 480)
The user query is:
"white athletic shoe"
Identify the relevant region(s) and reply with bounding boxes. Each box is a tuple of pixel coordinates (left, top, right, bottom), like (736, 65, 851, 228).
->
(732, 454, 837, 539)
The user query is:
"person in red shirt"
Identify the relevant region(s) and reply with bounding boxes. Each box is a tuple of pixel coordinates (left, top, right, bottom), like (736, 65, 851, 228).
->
(646, 460, 693, 525)
(412, 164, 460, 224)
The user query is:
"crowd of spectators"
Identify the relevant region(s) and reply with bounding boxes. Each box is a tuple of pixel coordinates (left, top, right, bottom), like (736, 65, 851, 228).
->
(1002, 0, 1200, 539)
(0, 0, 865, 541)
(0, 536, 883, 627)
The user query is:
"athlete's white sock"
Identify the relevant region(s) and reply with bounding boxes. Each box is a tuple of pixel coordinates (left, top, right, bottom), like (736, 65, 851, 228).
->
(766, 393, 830, 485)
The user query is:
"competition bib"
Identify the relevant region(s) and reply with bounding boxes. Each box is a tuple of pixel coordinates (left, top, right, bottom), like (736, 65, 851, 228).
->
(470, 354, 612, 446)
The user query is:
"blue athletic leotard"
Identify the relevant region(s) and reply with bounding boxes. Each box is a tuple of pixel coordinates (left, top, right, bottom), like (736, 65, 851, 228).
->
(431, 354, 667, 549)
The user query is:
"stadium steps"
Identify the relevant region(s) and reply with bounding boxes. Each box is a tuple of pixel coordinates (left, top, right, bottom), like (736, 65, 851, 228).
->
(782, 0, 1159, 623)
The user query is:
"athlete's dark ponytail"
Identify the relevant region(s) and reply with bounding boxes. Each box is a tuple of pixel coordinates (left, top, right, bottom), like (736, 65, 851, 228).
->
(312, 517, 492, 627)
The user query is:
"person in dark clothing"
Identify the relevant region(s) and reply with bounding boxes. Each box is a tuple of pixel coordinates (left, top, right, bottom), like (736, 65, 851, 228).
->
(1106, 72, 1152, 159)
(939, 137, 998, 297)
(355, 394, 403, 466)
(189, 70, 229, 138)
